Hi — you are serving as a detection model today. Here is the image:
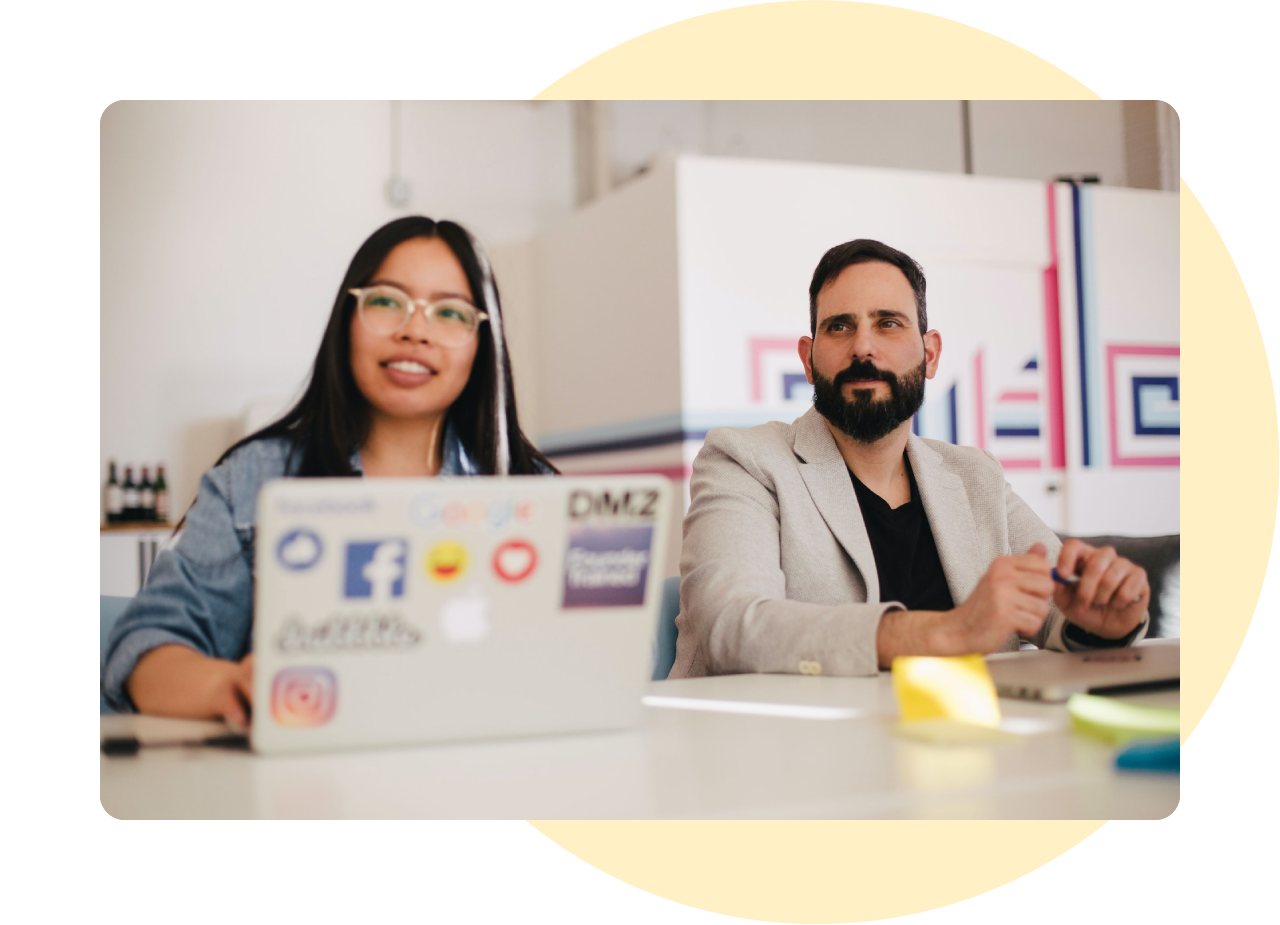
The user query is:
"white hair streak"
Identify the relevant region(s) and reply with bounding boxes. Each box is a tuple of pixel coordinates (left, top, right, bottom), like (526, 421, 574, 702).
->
(465, 229, 510, 476)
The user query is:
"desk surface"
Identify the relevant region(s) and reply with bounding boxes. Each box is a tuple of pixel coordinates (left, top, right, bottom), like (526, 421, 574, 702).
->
(101, 672, 1178, 820)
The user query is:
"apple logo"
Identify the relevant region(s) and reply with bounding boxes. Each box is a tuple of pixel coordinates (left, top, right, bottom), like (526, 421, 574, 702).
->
(439, 594, 491, 644)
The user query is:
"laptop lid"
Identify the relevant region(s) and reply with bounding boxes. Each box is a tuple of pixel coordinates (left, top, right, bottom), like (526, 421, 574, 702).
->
(985, 638, 1179, 702)
(251, 475, 671, 754)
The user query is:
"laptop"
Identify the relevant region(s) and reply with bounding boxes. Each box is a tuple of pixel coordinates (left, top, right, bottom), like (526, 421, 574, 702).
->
(251, 475, 671, 754)
(985, 637, 1179, 702)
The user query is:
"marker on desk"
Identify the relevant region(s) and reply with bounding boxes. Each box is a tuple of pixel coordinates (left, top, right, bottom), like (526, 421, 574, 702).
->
(101, 734, 249, 757)
(1116, 737, 1179, 772)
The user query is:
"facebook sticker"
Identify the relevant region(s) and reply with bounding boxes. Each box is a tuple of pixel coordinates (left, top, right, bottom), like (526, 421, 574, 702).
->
(344, 540, 408, 601)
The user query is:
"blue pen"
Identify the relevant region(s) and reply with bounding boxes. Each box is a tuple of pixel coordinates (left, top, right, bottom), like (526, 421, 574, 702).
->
(1051, 567, 1079, 587)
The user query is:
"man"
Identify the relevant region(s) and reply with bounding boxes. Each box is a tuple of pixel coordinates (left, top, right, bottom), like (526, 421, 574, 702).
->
(669, 239, 1149, 678)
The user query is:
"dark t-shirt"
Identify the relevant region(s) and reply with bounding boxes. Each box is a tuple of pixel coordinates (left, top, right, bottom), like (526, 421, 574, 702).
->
(849, 460, 955, 612)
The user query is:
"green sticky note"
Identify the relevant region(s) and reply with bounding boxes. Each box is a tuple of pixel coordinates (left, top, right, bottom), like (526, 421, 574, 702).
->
(1067, 693, 1179, 745)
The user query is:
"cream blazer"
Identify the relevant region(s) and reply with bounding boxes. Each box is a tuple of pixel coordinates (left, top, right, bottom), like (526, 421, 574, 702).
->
(670, 407, 1147, 678)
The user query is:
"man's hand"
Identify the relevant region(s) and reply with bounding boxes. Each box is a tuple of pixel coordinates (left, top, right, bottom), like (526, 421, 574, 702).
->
(938, 542, 1056, 653)
(1054, 539, 1149, 640)
(876, 543, 1055, 666)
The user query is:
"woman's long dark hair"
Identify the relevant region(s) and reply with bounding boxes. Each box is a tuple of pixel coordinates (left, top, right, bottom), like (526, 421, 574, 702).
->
(218, 216, 555, 476)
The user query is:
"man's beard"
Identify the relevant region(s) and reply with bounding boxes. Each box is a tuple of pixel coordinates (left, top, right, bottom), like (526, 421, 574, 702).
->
(812, 355, 927, 444)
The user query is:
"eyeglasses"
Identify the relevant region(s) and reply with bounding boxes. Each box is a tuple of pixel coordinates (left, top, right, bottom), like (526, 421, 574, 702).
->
(349, 285, 489, 346)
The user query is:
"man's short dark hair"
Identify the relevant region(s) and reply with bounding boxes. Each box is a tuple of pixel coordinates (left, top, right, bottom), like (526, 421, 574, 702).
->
(808, 239, 927, 335)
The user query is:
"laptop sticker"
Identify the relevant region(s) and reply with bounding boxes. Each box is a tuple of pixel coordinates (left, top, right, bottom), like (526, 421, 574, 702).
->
(492, 538, 538, 583)
(276, 614, 421, 652)
(424, 540, 469, 584)
(270, 666, 337, 728)
(562, 525, 654, 608)
(439, 592, 491, 643)
(344, 540, 408, 601)
(276, 528, 323, 571)
(409, 493, 539, 530)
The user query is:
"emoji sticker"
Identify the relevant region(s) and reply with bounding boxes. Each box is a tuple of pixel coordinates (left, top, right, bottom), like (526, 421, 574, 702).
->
(424, 540, 469, 583)
(492, 538, 538, 583)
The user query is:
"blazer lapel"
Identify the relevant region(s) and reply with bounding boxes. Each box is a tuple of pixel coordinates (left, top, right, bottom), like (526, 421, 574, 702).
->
(792, 409, 881, 602)
(907, 435, 987, 606)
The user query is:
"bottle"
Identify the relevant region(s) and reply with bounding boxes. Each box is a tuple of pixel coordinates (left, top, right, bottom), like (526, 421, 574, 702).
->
(105, 461, 124, 525)
(122, 466, 139, 523)
(139, 467, 156, 522)
(154, 464, 170, 524)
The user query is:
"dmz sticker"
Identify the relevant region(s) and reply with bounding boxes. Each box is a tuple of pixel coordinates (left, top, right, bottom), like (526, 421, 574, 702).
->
(344, 540, 408, 601)
(270, 666, 337, 728)
(276, 528, 323, 571)
(562, 525, 654, 608)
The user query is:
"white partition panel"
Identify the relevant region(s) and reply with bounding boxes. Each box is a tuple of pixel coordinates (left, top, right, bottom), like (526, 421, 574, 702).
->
(528, 156, 1179, 569)
(1055, 183, 1179, 535)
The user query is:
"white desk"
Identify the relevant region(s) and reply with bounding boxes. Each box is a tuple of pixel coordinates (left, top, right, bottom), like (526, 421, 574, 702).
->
(100, 672, 1178, 820)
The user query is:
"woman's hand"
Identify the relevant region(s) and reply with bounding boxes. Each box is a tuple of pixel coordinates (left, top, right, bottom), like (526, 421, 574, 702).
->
(127, 646, 255, 729)
(207, 653, 254, 729)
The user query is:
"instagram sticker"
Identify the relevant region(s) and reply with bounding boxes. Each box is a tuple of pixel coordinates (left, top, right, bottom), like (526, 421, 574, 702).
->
(270, 667, 337, 728)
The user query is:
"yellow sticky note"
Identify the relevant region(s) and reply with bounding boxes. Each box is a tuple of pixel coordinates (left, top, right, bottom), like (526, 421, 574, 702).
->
(1066, 693, 1180, 745)
(892, 655, 1001, 728)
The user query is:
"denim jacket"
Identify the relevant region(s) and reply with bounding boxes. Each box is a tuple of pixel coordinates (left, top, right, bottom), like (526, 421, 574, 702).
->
(102, 424, 488, 712)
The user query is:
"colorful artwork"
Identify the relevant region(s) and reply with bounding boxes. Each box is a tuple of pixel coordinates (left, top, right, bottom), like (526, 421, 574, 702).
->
(1106, 345, 1180, 466)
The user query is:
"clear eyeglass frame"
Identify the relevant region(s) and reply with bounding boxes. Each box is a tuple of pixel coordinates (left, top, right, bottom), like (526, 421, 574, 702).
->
(349, 285, 489, 345)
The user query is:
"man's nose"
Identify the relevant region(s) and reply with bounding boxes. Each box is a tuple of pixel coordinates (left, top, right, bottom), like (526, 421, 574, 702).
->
(847, 324, 877, 359)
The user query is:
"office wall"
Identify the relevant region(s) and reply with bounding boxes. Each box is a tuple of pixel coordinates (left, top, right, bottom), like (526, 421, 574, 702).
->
(969, 101, 1128, 186)
(612, 101, 966, 179)
(610, 100, 1141, 189)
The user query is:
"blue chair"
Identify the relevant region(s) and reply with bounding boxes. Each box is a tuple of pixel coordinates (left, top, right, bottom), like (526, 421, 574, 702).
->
(652, 575, 681, 680)
(101, 595, 132, 714)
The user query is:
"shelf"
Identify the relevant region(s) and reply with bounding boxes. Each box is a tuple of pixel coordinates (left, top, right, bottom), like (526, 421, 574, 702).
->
(100, 523, 174, 533)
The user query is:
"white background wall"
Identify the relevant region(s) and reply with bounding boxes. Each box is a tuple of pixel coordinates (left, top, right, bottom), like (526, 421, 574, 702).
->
(102, 100, 1160, 520)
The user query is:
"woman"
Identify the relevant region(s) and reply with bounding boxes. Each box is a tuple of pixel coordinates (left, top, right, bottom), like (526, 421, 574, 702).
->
(102, 216, 554, 724)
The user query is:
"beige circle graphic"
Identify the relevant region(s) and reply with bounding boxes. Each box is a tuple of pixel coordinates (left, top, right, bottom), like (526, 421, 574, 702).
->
(537, 1, 1093, 99)
(527, 3, 1152, 921)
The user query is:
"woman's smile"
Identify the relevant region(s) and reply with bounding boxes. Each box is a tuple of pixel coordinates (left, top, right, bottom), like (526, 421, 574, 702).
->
(380, 354, 439, 387)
